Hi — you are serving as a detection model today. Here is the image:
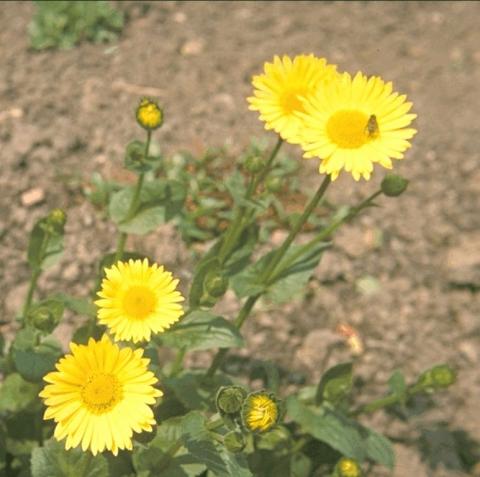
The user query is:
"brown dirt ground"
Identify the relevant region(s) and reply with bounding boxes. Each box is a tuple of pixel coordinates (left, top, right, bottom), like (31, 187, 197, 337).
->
(1, 1, 480, 476)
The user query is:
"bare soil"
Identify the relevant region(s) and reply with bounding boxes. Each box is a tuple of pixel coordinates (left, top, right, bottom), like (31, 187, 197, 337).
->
(1, 2, 480, 476)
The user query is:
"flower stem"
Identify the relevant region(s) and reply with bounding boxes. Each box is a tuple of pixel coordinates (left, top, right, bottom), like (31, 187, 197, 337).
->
(113, 130, 152, 263)
(205, 294, 259, 378)
(270, 189, 382, 283)
(218, 137, 283, 264)
(259, 174, 331, 283)
(169, 347, 187, 377)
(350, 382, 424, 417)
(22, 233, 50, 319)
(206, 174, 332, 379)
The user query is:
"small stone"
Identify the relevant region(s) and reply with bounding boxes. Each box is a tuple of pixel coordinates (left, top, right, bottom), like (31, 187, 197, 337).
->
(459, 341, 478, 364)
(180, 39, 205, 56)
(21, 188, 45, 207)
(173, 11, 186, 23)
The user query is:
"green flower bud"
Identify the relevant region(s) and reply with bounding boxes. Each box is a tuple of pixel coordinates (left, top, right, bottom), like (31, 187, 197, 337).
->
(265, 176, 283, 193)
(44, 208, 67, 235)
(380, 173, 409, 197)
(216, 386, 247, 416)
(223, 430, 246, 453)
(244, 155, 266, 174)
(334, 457, 362, 477)
(417, 364, 456, 391)
(204, 270, 229, 298)
(28, 299, 64, 334)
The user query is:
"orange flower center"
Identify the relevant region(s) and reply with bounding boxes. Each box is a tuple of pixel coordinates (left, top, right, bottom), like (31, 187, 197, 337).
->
(123, 286, 156, 319)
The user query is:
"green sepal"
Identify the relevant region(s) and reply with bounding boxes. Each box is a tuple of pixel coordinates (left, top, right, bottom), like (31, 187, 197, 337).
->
(124, 139, 163, 174)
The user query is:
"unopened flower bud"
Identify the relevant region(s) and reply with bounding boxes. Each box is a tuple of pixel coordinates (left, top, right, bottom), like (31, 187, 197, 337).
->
(45, 208, 67, 235)
(30, 305, 61, 333)
(204, 271, 229, 298)
(242, 391, 280, 433)
(136, 98, 163, 130)
(244, 155, 265, 174)
(335, 457, 362, 477)
(223, 430, 246, 453)
(265, 176, 283, 193)
(417, 364, 456, 391)
(216, 386, 247, 416)
(381, 173, 409, 197)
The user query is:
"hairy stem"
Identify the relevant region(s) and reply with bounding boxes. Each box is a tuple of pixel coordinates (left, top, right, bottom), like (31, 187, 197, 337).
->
(113, 130, 152, 263)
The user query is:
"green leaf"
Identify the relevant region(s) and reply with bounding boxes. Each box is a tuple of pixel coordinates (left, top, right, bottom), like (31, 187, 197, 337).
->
(231, 242, 329, 303)
(286, 397, 395, 469)
(163, 371, 231, 411)
(132, 412, 208, 476)
(365, 428, 395, 470)
(290, 453, 312, 477)
(189, 257, 221, 308)
(388, 370, 407, 404)
(124, 140, 163, 174)
(27, 218, 64, 270)
(0, 374, 40, 414)
(0, 423, 5, 472)
(53, 293, 96, 318)
(31, 439, 109, 477)
(286, 397, 365, 461)
(159, 311, 244, 351)
(316, 362, 353, 406)
(12, 330, 63, 382)
(109, 180, 186, 235)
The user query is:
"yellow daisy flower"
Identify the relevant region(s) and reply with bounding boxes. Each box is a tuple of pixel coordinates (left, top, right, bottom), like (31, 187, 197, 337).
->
(247, 54, 338, 143)
(242, 391, 279, 433)
(95, 259, 184, 343)
(297, 71, 417, 181)
(39, 335, 162, 455)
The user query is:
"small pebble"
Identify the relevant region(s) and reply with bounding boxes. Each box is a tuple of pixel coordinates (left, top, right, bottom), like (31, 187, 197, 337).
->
(21, 187, 45, 207)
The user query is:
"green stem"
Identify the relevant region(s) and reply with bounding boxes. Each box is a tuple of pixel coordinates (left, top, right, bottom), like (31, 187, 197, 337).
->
(113, 130, 152, 263)
(205, 416, 224, 431)
(22, 233, 50, 319)
(351, 383, 424, 417)
(270, 189, 382, 283)
(206, 174, 332, 380)
(205, 295, 259, 378)
(155, 438, 183, 470)
(169, 347, 187, 377)
(259, 174, 332, 283)
(218, 137, 283, 264)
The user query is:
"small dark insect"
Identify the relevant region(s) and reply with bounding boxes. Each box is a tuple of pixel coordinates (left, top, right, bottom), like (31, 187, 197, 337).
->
(365, 114, 379, 138)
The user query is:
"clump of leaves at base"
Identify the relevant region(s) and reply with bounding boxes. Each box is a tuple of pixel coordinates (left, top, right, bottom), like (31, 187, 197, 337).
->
(29, 0, 124, 50)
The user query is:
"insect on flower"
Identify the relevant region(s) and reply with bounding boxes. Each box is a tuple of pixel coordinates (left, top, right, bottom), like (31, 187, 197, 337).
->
(365, 114, 379, 138)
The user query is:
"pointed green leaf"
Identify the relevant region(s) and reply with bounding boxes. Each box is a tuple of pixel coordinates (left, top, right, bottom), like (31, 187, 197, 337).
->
(31, 439, 108, 477)
(159, 311, 244, 351)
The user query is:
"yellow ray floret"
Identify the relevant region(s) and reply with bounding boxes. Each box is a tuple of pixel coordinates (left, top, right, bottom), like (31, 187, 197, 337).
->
(248, 54, 338, 143)
(296, 71, 417, 181)
(39, 335, 162, 455)
(95, 259, 184, 343)
(242, 391, 279, 433)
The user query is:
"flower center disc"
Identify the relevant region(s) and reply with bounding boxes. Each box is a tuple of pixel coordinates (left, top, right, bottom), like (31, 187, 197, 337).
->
(123, 286, 156, 319)
(281, 89, 306, 114)
(81, 373, 122, 414)
(326, 110, 370, 149)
